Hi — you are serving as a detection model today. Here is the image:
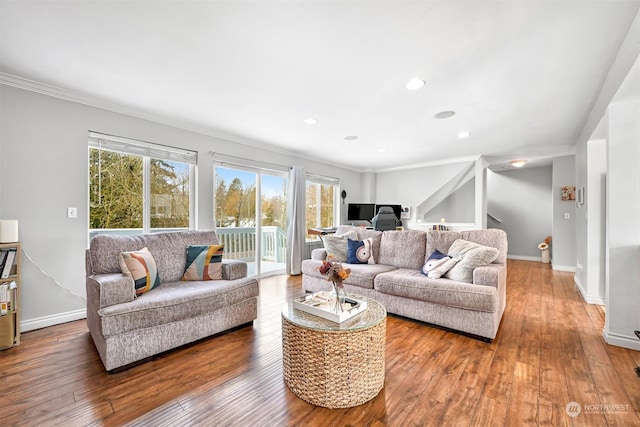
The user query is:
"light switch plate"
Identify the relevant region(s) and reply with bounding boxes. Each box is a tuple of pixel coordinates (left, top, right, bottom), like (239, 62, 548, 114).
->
(68, 207, 77, 219)
(564, 212, 570, 219)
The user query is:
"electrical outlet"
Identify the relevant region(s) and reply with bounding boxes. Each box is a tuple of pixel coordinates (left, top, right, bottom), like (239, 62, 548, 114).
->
(67, 207, 77, 219)
(564, 212, 570, 219)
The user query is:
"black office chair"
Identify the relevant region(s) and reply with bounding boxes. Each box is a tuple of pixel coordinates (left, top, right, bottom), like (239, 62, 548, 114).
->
(372, 207, 398, 231)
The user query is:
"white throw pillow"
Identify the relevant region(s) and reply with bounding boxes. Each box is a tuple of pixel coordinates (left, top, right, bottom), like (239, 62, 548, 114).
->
(321, 230, 358, 262)
(444, 239, 499, 283)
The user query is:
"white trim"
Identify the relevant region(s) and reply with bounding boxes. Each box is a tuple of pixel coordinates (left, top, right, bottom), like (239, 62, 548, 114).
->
(20, 309, 87, 333)
(552, 264, 576, 272)
(506, 255, 541, 262)
(574, 276, 606, 305)
(603, 328, 640, 351)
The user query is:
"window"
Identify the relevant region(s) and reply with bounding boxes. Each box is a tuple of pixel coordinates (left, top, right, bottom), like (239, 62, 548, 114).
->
(306, 174, 339, 238)
(89, 132, 196, 238)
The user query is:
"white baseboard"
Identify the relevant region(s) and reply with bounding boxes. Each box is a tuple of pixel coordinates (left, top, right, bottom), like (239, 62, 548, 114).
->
(552, 264, 576, 272)
(574, 276, 606, 305)
(603, 328, 640, 351)
(507, 255, 541, 262)
(20, 309, 87, 333)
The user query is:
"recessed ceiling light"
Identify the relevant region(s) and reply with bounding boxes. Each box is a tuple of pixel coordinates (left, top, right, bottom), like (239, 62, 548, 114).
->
(434, 111, 456, 119)
(405, 78, 426, 90)
(510, 160, 527, 168)
(344, 135, 359, 141)
(457, 131, 470, 139)
(303, 118, 317, 125)
(377, 148, 386, 153)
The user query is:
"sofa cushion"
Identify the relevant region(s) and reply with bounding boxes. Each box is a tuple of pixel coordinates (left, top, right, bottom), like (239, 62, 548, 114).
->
(97, 277, 259, 337)
(182, 245, 224, 281)
(374, 268, 499, 312)
(445, 239, 499, 283)
(301, 259, 396, 290)
(347, 238, 375, 264)
(118, 247, 160, 296)
(321, 230, 358, 262)
(378, 230, 426, 270)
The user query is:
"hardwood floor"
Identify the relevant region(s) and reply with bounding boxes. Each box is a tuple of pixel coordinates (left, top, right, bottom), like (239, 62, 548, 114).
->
(1, 260, 639, 426)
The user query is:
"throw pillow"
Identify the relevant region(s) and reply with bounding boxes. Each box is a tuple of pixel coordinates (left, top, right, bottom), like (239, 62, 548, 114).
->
(347, 238, 376, 264)
(321, 230, 358, 262)
(444, 239, 499, 283)
(119, 247, 161, 296)
(182, 245, 224, 281)
(422, 250, 458, 279)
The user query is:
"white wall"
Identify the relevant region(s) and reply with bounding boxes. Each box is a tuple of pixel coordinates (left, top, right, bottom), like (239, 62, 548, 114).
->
(551, 156, 577, 271)
(0, 85, 362, 331)
(422, 179, 475, 223)
(572, 10, 640, 350)
(374, 161, 474, 226)
(487, 167, 552, 259)
(604, 99, 640, 350)
(575, 138, 607, 305)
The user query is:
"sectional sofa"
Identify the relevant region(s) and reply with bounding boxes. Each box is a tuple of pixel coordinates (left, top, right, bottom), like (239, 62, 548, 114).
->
(301, 226, 508, 340)
(85, 230, 259, 371)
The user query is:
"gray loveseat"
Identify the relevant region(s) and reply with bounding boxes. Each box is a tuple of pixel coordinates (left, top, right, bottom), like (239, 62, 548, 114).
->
(302, 226, 507, 340)
(86, 230, 259, 371)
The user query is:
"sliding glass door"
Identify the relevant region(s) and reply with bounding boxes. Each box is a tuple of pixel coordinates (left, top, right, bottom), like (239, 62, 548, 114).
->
(214, 165, 287, 276)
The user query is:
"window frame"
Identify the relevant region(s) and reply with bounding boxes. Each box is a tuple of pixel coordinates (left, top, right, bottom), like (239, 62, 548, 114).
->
(88, 132, 197, 236)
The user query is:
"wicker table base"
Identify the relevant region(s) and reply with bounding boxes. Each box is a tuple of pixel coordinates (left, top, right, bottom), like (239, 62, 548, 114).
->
(281, 296, 386, 409)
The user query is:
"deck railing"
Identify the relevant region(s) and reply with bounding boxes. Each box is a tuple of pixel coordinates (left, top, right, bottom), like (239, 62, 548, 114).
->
(216, 226, 287, 263)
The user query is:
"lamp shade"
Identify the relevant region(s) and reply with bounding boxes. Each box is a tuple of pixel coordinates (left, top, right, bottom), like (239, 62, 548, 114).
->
(0, 220, 19, 243)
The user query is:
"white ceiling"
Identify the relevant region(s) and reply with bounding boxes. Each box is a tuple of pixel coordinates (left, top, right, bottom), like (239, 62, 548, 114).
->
(1, 1, 639, 171)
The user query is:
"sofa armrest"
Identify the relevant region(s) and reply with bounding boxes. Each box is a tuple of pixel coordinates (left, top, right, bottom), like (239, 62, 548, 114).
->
(87, 273, 135, 309)
(222, 260, 248, 280)
(311, 248, 327, 260)
(473, 263, 506, 288)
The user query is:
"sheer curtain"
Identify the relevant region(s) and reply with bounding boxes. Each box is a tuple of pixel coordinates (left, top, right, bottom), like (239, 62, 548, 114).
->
(286, 166, 306, 275)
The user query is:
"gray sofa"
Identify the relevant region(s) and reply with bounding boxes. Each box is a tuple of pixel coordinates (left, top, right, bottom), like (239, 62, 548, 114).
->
(85, 230, 259, 371)
(302, 226, 508, 340)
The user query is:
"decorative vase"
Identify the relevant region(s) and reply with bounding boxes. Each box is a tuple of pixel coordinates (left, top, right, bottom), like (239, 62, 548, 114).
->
(332, 280, 345, 313)
(541, 249, 550, 264)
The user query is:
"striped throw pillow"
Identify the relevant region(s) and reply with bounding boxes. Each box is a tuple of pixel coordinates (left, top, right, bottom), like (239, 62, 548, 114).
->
(119, 247, 160, 296)
(182, 245, 224, 281)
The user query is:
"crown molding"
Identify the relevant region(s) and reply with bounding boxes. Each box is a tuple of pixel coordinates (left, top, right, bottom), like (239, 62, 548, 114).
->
(0, 72, 368, 173)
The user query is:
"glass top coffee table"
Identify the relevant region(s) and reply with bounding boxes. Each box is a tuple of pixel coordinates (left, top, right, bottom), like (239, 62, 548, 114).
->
(281, 294, 386, 409)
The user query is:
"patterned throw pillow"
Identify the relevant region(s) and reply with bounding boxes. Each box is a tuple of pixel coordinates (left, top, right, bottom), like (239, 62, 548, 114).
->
(119, 247, 161, 296)
(422, 250, 458, 279)
(182, 245, 224, 281)
(347, 238, 376, 264)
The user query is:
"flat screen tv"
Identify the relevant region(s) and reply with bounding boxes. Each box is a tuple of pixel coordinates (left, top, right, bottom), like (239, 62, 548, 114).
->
(375, 204, 402, 220)
(347, 203, 376, 221)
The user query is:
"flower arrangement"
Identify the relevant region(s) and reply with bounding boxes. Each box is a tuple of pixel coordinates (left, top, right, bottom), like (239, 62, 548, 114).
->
(318, 258, 351, 287)
(538, 235, 552, 251)
(319, 257, 351, 313)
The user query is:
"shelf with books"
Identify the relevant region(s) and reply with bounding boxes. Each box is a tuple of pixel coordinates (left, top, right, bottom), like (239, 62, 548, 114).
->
(0, 242, 20, 349)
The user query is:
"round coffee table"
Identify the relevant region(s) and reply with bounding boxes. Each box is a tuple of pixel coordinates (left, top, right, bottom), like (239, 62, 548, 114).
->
(281, 294, 386, 409)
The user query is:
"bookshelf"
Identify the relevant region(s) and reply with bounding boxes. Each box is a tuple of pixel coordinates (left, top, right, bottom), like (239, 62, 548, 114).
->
(0, 242, 20, 349)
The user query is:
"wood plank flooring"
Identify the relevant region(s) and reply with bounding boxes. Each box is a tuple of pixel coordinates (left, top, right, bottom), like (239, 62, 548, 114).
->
(1, 260, 639, 426)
